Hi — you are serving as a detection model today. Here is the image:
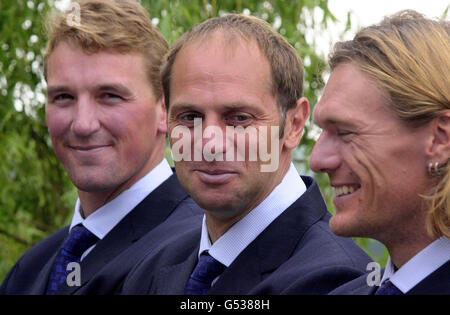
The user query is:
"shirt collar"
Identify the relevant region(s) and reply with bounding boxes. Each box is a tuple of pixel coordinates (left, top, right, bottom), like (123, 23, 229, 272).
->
(70, 158, 173, 239)
(199, 162, 307, 266)
(382, 237, 450, 293)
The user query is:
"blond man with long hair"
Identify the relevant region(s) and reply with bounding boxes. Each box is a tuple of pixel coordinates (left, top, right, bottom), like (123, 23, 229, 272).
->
(310, 10, 450, 294)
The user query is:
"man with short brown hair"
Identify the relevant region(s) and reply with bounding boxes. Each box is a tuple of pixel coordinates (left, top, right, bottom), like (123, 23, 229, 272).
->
(0, 0, 201, 295)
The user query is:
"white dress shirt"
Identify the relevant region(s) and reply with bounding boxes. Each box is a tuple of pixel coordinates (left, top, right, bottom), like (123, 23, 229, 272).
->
(198, 162, 307, 269)
(380, 237, 450, 293)
(69, 158, 173, 260)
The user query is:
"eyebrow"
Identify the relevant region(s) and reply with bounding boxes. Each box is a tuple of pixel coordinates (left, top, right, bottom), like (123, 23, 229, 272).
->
(169, 103, 197, 113)
(169, 102, 266, 115)
(97, 84, 134, 98)
(47, 86, 70, 97)
(314, 113, 360, 131)
(47, 83, 134, 98)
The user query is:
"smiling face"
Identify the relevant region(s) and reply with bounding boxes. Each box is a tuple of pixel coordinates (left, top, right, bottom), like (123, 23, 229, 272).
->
(310, 63, 432, 240)
(46, 42, 167, 203)
(167, 33, 300, 223)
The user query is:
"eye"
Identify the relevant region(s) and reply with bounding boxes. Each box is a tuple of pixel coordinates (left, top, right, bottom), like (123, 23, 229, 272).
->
(51, 93, 74, 106)
(336, 130, 355, 142)
(101, 93, 123, 101)
(53, 93, 73, 102)
(226, 113, 253, 125)
(178, 112, 203, 125)
(337, 130, 352, 136)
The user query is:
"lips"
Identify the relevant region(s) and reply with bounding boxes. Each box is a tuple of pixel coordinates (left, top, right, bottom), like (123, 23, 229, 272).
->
(194, 168, 237, 185)
(69, 144, 112, 153)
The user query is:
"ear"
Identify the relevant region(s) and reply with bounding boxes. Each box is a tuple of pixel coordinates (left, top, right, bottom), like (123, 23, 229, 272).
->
(282, 97, 310, 150)
(156, 96, 168, 134)
(426, 112, 450, 165)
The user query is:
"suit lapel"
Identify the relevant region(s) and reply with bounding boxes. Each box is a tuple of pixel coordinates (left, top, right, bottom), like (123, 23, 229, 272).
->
(208, 244, 262, 294)
(352, 283, 378, 295)
(210, 176, 328, 294)
(28, 227, 70, 294)
(350, 277, 378, 295)
(28, 249, 61, 294)
(56, 174, 190, 294)
(259, 177, 328, 274)
(153, 249, 199, 294)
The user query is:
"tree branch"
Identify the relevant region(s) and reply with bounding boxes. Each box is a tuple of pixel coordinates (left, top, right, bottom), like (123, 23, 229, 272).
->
(0, 228, 30, 246)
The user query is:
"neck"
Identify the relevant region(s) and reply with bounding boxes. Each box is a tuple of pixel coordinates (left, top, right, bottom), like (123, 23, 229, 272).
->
(78, 147, 165, 218)
(383, 229, 436, 268)
(205, 213, 245, 244)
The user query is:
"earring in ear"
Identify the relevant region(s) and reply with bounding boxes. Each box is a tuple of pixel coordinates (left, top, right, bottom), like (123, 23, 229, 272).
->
(428, 162, 442, 177)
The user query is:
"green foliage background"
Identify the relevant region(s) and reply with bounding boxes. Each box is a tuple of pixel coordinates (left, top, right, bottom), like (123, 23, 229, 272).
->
(0, 0, 388, 283)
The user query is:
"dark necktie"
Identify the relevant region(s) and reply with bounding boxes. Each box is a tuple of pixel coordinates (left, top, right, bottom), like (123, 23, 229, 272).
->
(375, 280, 404, 295)
(45, 224, 99, 295)
(184, 251, 226, 295)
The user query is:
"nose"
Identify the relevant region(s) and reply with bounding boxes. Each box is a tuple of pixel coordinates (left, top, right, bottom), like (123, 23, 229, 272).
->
(309, 131, 341, 174)
(71, 97, 101, 137)
(198, 116, 227, 161)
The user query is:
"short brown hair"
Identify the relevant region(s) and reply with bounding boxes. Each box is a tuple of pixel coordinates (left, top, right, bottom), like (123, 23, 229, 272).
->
(44, 0, 168, 99)
(161, 14, 304, 134)
(329, 10, 450, 238)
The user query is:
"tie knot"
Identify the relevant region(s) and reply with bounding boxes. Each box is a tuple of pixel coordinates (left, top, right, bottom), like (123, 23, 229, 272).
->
(184, 251, 226, 295)
(375, 280, 404, 295)
(62, 224, 99, 257)
(195, 252, 226, 282)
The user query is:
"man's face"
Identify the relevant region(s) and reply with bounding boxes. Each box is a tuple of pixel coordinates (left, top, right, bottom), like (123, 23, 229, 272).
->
(46, 42, 166, 196)
(310, 63, 431, 240)
(168, 34, 296, 221)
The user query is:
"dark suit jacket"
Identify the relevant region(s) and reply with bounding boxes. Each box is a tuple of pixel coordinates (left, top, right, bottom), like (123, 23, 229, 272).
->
(0, 173, 202, 295)
(330, 261, 450, 295)
(121, 176, 372, 295)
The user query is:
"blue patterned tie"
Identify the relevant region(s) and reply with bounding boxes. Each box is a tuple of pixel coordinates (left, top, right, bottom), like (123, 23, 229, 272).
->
(45, 224, 98, 295)
(184, 251, 226, 295)
(375, 280, 404, 295)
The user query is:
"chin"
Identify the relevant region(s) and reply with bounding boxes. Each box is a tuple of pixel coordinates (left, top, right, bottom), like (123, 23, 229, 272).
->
(329, 214, 360, 238)
(330, 213, 377, 239)
(71, 176, 118, 193)
(193, 195, 243, 218)
(193, 196, 227, 212)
